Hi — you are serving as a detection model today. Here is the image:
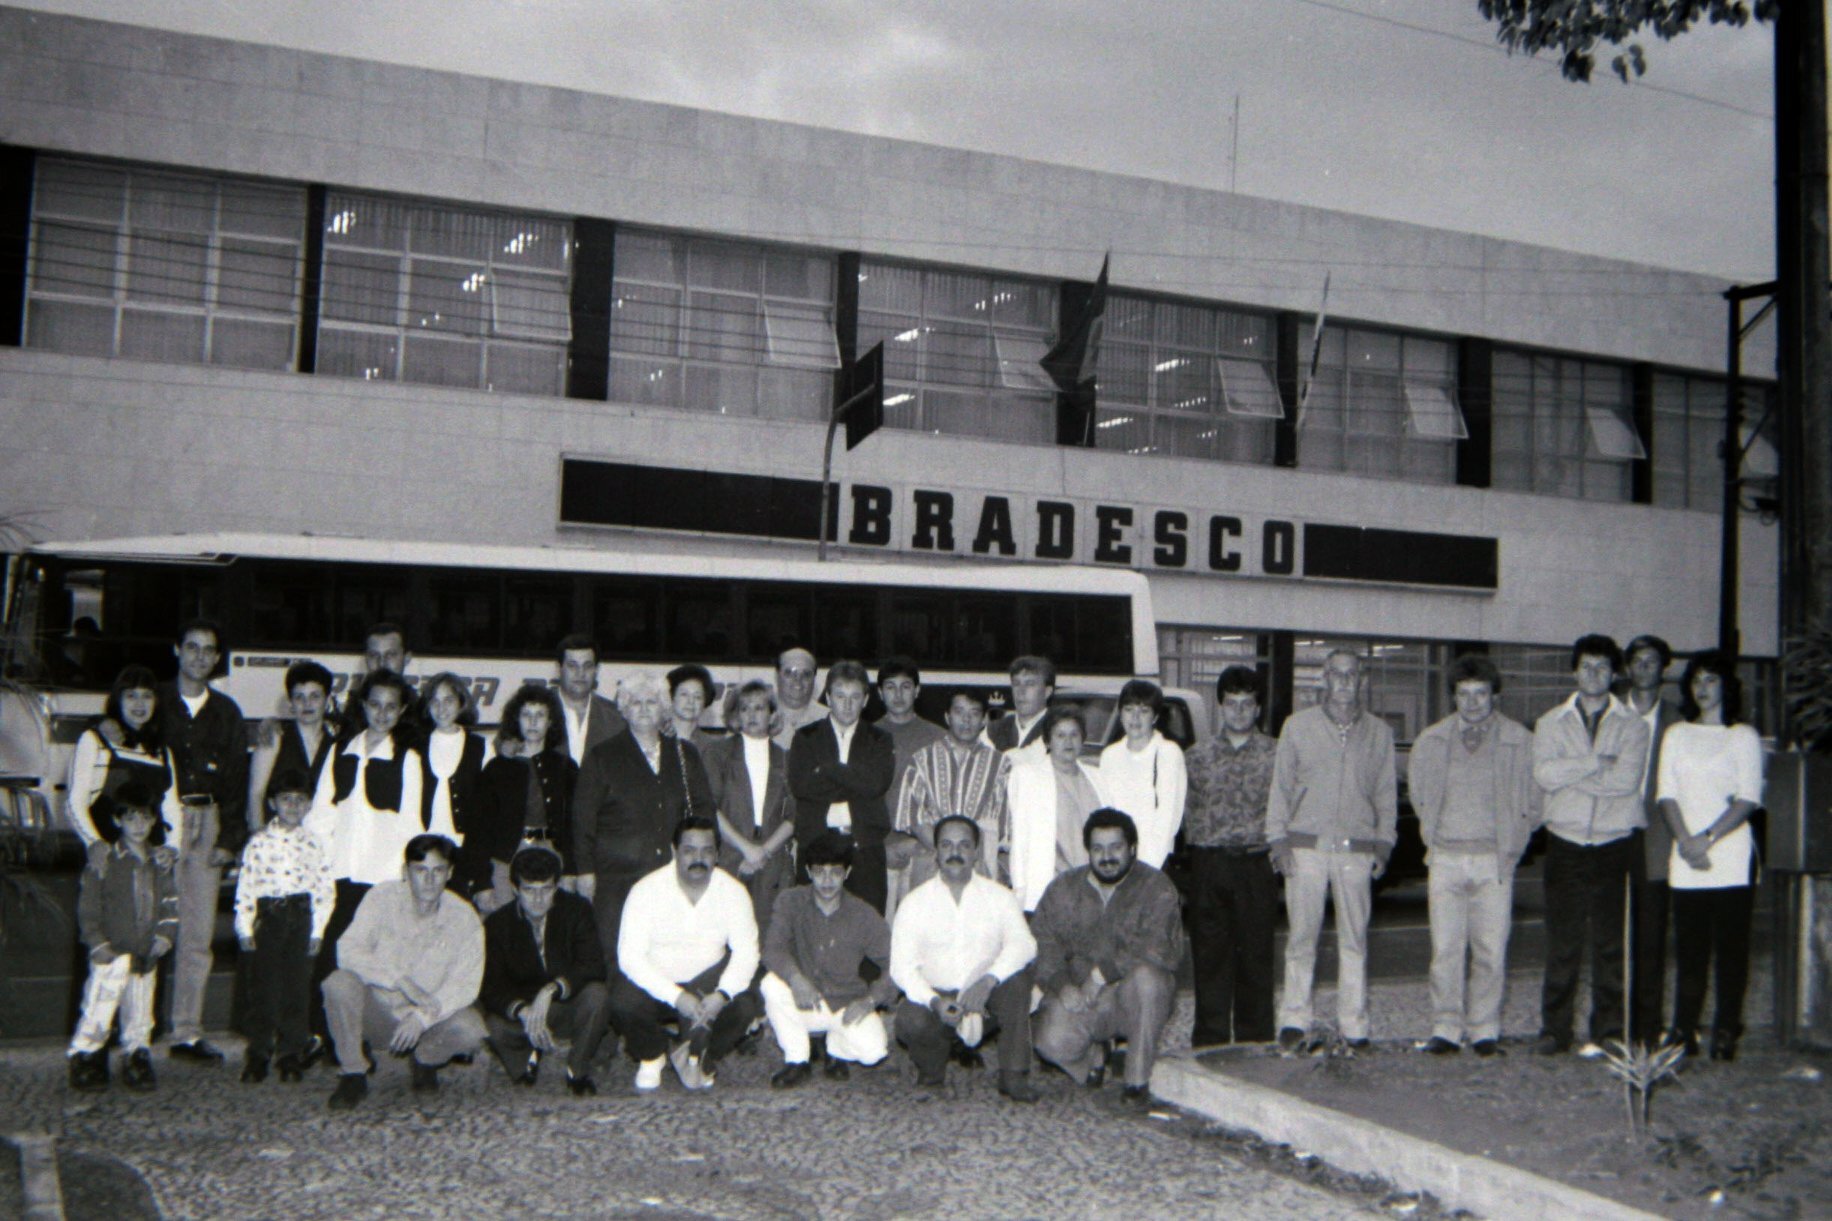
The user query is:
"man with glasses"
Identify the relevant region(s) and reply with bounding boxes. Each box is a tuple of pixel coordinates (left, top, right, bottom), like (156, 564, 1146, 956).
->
(772, 647, 826, 751)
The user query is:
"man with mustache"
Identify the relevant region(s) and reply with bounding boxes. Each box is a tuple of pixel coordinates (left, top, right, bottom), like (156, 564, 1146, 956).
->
(1031, 809, 1186, 1107)
(606, 817, 760, 1091)
(890, 815, 1040, 1102)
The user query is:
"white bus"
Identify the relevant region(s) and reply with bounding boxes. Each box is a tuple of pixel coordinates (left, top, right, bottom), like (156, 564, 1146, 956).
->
(1, 532, 1199, 824)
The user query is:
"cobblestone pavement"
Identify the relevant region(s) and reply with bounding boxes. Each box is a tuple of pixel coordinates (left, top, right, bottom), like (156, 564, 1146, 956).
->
(5, 992, 1385, 1221)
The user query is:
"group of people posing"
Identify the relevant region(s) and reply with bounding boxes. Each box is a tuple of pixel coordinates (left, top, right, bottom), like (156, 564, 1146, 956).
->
(61, 619, 1763, 1111)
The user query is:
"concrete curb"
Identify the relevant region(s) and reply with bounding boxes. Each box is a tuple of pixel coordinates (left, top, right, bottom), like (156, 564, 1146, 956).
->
(9, 1132, 65, 1221)
(1151, 1052, 1660, 1221)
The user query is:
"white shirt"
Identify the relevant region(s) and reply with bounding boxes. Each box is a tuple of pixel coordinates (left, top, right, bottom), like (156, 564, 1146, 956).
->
(890, 873, 1036, 1006)
(305, 733, 424, 886)
(827, 717, 857, 831)
(1657, 722, 1764, 890)
(1096, 732, 1188, 869)
(424, 729, 467, 842)
(63, 729, 187, 848)
(562, 698, 593, 767)
(742, 734, 771, 833)
(617, 865, 760, 1006)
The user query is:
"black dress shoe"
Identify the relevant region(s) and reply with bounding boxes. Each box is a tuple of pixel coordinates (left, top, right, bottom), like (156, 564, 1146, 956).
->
(121, 1049, 157, 1092)
(997, 1071, 1039, 1104)
(327, 1073, 368, 1111)
(299, 1034, 327, 1070)
(169, 1039, 226, 1064)
(1120, 1084, 1151, 1108)
(823, 1058, 851, 1081)
(1420, 1036, 1460, 1056)
(771, 1062, 813, 1089)
(1709, 1031, 1740, 1062)
(241, 1054, 270, 1083)
(411, 1060, 440, 1093)
(276, 1055, 305, 1083)
(950, 1043, 985, 1070)
(1471, 1039, 1505, 1058)
(516, 1051, 541, 1087)
(566, 1073, 597, 1097)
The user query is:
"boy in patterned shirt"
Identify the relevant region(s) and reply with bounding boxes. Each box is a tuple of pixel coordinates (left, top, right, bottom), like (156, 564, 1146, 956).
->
(235, 767, 335, 1083)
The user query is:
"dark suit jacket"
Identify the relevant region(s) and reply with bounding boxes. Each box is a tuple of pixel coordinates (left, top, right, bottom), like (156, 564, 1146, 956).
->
(1639, 698, 1683, 878)
(987, 711, 1047, 753)
(572, 732, 713, 879)
(157, 681, 249, 853)
(787, 718, 895, 849)
(565, 693, 627, 762)
(703, 733, 792, 847)
(479, 889, 606, 1018)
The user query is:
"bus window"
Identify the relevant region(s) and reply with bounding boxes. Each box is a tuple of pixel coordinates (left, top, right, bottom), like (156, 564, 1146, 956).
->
(888, 591, 954, 665)
(429, 574, 502, 651)
(250, 562, 337, 647)
(746, 585, 811, 660)
(816, 589, 876, 661)
(335, 568, 411, 644)
(955, 597, 1016, 668)
(504, 577, 572, 657)
(591, 578, 658, 658)
(663, 580, 735, 661)
(1074, 595, 1133, 673)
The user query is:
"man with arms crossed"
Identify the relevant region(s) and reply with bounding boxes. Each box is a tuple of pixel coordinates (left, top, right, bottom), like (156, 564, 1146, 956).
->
(1532, 634, 1649, 1056)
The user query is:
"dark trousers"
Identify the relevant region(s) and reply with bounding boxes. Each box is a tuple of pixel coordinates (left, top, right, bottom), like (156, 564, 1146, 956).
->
(1629, 847, 1670, 1044)
(894, 967, 1035, 1077)
(245, 894, 314, 1060)
(1540, 834, 1634, 1044)
(1184, 846, 1278, 1044)
(310, 879, 370, 1040)
(1671, 885, 1754, 1041)
(606, 964, 760, 1065)
(484, 980, 615, 1077)
(591, 870, 644, 976)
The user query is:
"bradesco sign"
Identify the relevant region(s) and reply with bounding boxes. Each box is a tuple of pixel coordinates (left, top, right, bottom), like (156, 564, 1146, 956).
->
(841, 483, 1299, 577)
(557, 458, 1498, 591)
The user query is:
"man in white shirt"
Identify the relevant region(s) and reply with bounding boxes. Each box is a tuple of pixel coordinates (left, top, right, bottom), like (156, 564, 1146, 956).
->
(553, 633, 626, 766)
(890, 816, 1040, 1102)
(606, 817, 760, 1091)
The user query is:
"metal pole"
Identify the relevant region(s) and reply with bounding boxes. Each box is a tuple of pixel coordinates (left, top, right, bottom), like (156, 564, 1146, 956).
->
(816, 383, 881, 562)
(1720, 292, 1743, 657)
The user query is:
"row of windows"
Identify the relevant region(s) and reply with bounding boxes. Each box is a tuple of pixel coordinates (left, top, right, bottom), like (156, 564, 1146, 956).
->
(21, 158, 1764, 506)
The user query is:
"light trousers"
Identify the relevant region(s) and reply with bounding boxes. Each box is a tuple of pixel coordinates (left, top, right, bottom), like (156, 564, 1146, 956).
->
(71, 954, 158, 1054)
(1426, 851, 1514, 1042)
(759, 972, 889, 1065)
(322, 969, 486, 1073)
(1033, 964, 1175, 1087)
(170, 811, 222, 1042)
(1278, 847, 1374, 1039)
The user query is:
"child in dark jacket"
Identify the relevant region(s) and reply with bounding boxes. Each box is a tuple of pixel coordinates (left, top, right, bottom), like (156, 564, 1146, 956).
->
(68, 783, 179, 1092)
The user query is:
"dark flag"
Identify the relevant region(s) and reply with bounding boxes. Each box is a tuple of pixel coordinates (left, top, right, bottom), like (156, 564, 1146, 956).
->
(843, 341, 884, 451)
(1040, 254, 1109, 445)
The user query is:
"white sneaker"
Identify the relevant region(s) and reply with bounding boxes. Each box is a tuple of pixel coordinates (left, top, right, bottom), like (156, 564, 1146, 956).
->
(959, 1013, 984, 1047)
(634, 1057, 665, 1091)
(1575, 1041, 1607, 1059)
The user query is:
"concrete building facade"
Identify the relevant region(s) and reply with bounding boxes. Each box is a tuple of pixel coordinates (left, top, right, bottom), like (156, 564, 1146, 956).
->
(0, 7, 1781, 736)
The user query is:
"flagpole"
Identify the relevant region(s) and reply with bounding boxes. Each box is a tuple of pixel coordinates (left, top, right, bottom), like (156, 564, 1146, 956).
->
(817, 382, 881, 562)
(1296, 271, 1331, 431)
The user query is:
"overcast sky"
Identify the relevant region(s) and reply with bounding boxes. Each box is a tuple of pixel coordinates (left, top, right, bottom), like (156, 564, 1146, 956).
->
(19, 0, 1777, 280)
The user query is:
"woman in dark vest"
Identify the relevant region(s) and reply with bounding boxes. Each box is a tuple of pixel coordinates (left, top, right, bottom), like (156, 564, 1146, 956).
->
(472, 683, 577, 914)
(66, 664, 184, 853)
(245, 660, 338, 834)
(416, 671, 490, 895)
(573, 670, 713, 968)
(301, 668, 423, 1044)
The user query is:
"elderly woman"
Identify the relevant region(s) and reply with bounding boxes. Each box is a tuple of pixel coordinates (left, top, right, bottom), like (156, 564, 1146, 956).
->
(471, 683, 578, 914)
(666, 664, 721, 753)
(416, 672, 490, 873)
(1657, 651, 1765, 1062)
(1007, 705, 1109, 913)
(1096, 679, 1187, 870)
(572, 670, 715, 966)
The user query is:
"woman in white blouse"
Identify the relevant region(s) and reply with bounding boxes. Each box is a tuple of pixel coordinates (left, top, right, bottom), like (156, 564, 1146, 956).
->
(1007, 706, 1108, 912)
(1655, 651, 1764, 1061)
(1096, 679, 1187, 870)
